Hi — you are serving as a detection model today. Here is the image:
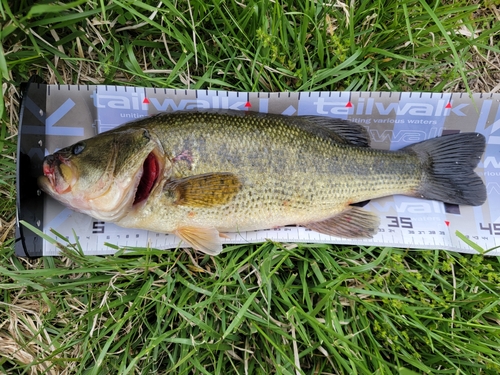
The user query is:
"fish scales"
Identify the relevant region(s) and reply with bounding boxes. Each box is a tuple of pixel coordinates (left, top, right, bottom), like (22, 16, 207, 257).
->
(38, 110, 486, 255)
(127, 112, 422, 231)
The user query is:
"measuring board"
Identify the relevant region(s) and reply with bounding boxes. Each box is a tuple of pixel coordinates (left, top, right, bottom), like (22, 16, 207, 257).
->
(15, 80, 500, 257)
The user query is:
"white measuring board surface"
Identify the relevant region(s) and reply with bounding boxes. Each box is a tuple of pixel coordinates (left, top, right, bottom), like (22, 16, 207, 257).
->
(16, 83, 500, 256)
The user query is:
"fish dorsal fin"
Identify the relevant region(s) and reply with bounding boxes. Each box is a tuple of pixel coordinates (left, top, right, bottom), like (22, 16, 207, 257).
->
(175, 226, 223, 255)
(165, 172, 241, 207)
(303, 206, 380, 238)
(299, 116, 371, 147)
(349, 199, 371, 208)
(168, 109, 370, 146)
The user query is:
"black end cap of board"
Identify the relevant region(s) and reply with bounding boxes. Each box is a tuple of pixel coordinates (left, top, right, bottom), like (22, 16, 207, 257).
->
(15, 75, 47, 258)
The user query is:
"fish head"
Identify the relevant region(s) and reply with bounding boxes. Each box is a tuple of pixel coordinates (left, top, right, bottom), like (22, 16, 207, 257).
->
(38, 128, 164, 221)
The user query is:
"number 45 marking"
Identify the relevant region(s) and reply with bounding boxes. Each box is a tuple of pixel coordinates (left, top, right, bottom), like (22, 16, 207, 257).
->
(480, 223, 500, 235)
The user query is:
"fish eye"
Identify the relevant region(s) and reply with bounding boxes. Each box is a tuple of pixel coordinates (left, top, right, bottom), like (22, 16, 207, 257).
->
(72, 142, 85, 155)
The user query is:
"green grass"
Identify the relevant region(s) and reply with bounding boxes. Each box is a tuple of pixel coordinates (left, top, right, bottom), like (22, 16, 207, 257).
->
(1, 0, 500, 373)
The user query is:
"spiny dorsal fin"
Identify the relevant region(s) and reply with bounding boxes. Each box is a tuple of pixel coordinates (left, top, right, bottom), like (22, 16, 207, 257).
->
(165, 172, 241, 207)
(303, 206, 380, 238)
(166, 110, 370, 147)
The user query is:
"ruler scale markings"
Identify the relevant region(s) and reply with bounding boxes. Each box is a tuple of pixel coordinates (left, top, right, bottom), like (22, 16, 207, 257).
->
(23, 86, 500, 256)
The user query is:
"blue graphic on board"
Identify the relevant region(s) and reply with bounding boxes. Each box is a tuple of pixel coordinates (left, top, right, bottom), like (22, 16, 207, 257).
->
(94, 86, 149, 132)
(23, 97, 84, 137)
(196, 90, 248, 111)
(482, 103, 500, 222)
(297, 92, 351, 117)
(259, 98, 269, 113)
(389, 93, 450, 151)
(45, 99, 81, 136)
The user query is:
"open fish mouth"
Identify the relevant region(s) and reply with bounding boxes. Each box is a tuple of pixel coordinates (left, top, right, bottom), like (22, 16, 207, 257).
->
(133, 152, 160, 205)
(42, 154, 74, 194)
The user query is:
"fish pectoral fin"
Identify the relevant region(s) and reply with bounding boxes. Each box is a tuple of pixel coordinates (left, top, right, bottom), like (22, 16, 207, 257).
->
(303, 207, 380, 238)
(165, 172, 241, 207)
(175, 226, 224, 255)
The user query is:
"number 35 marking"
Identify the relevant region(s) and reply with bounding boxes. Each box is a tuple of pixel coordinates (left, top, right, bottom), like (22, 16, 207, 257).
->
(386, 216, 413, 229)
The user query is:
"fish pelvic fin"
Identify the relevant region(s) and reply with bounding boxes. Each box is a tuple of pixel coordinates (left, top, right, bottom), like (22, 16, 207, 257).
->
(406, 132, 486, 206)
(175, 226, 223, 255)
(303, 207, 380, 238)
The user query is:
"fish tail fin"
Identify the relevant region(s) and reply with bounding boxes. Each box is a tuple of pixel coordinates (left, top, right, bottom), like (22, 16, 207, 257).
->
(405, 132, 486, 206)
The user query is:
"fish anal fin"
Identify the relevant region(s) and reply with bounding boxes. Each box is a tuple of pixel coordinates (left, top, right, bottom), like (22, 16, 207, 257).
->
(165, 172, 241, 207)
(175, 226, 223, 255)
(303, 207, 380, 238)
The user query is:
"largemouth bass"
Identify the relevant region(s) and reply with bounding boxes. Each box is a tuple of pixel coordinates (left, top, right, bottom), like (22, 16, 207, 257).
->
(38, 110, 486, 254)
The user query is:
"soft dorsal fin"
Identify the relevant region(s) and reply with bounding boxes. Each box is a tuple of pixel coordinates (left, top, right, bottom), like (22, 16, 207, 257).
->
(165, 172, 241, 207)
(299, 116, 371, 147)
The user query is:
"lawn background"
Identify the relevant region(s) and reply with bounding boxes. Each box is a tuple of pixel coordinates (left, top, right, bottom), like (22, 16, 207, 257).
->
(1, 0, 500, 374)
